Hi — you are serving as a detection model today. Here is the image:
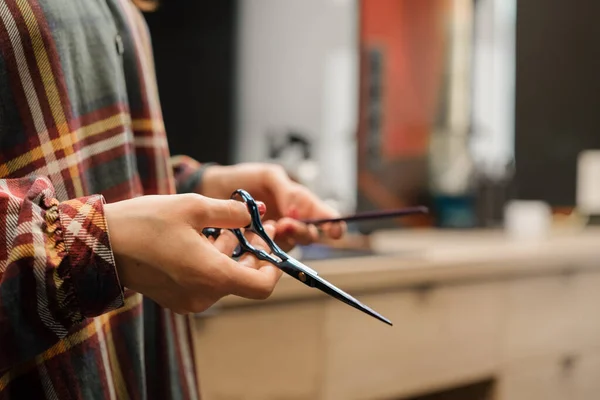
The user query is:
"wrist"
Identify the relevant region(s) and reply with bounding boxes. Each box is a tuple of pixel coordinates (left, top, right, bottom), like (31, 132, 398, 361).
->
(192, 162, 219, 195)
(198, 164, 230, 198)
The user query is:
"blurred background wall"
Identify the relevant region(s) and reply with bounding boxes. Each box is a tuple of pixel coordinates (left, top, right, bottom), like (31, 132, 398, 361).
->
(234, 0, 359, 215)
(144, 1, 238, 166)
(143, 0, 600, 230)
(514, 0, 600, 207)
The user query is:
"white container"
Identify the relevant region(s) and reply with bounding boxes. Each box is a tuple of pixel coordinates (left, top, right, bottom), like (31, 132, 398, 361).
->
(577, 150, 600, 216)
(504, 200, 552, 241)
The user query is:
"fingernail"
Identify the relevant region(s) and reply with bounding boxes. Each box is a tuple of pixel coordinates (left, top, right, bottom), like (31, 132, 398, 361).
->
(287, 206, 298, 219)
(257, 201, 266, 216)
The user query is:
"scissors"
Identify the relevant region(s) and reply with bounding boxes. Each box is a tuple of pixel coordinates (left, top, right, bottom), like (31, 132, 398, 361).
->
(202, 189, 392, 326)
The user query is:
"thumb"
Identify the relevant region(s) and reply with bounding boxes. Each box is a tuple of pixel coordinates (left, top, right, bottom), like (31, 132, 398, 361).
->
(195, 196, 266, 229)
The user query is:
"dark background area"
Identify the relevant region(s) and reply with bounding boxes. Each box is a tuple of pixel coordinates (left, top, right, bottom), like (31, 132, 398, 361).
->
(143, 1, 238, 165)
(514, 0, 600, 206)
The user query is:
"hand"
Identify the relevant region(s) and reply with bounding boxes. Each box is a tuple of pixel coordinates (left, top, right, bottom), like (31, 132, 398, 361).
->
(200, 163, 346, 251)
(104, 194, 283, 314)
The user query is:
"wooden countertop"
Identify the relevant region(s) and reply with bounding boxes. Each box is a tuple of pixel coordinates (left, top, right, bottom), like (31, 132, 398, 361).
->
(214, 227, 600, 308)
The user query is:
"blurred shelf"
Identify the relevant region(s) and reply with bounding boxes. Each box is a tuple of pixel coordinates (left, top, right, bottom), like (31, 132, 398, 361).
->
(213, 227, 600, 308)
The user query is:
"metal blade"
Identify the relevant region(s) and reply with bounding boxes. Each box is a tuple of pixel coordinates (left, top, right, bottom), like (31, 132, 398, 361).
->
(310, 273, 393, 326)
(279, 259, 392, 326)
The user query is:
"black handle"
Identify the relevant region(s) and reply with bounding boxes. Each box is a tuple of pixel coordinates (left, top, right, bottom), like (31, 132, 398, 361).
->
(302, 206, 429, 225)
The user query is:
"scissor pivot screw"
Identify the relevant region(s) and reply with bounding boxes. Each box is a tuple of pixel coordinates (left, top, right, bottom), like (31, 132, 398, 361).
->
(298, 272, 307, 282)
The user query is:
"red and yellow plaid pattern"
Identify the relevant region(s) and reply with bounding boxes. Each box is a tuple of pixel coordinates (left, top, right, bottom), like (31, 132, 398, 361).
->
(0, 0, 203, 398)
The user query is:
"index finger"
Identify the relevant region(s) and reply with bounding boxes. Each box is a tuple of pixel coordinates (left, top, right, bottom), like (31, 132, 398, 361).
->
(266, 168, 346, 239)
(289, 188, 346, 239)
(303, 201, 346, 240)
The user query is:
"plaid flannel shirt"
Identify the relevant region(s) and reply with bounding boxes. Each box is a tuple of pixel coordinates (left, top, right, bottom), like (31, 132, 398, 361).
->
(0, 1, 205, 398)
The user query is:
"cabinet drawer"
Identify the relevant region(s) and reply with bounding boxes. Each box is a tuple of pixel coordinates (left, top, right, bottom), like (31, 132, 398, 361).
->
(497, 355, 575, 400)
(193, 302, 325, 400)
(322, 282, 504, 400)
(572, 349, 600, 400)
(503, 274, 579, 361)
(498, 349, 600, 400)
(572, 272, 600, 350)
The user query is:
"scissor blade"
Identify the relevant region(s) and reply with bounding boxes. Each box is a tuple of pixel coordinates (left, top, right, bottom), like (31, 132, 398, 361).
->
(311, 273, 393, 326)
(278, 259, 392, 326)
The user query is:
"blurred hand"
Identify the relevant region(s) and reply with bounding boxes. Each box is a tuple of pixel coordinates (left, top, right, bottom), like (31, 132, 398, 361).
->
(104, 194, 283, 314)
(199, 163, 346, 251)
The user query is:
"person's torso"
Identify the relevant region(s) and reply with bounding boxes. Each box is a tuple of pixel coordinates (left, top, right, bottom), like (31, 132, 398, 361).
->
(0, 0, 175, 202)
(0, 1, 196, 399)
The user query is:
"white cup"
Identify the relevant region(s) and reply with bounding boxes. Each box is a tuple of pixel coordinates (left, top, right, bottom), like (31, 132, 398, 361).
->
(504, 200, 552, 241)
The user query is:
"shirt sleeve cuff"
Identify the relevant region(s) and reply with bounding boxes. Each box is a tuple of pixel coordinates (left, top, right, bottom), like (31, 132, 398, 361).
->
(57, 195, 124, 319)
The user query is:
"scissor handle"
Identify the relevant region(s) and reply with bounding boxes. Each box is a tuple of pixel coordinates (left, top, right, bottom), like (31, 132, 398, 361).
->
(202, 227, 221, 240)
(229, 189, 286, 261)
